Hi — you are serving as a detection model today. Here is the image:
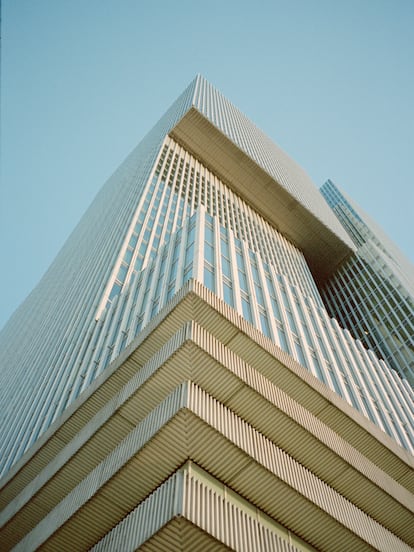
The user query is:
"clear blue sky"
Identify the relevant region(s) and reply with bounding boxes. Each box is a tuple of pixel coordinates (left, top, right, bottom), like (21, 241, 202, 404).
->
(1, 0, 413, 330)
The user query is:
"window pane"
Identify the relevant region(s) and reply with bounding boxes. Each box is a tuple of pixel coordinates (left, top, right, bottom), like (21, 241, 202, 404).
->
(260, 312, 271, 338)
(277, 326, 289, 353)
(109, 283, 122, 300)
(222, 257, 231, 278)
(124, 248, 133, 263)
(294, 340, 307, 368)
(270, 297, 281, 321)
(205, 243, 214, 264)
(255, 284, 265, 307)
(239, 271, 248, 292)
(117, 264, 128, 283)
(205, 225, 214, 244)
(204, 265, 215, 292)
(241, 297, 252, 322)
(223, 282, 234, 307)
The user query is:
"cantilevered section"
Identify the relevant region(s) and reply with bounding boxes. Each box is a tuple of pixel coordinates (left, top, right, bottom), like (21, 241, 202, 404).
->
(171, 106, 354, 282)
(1, 282, 413, 551)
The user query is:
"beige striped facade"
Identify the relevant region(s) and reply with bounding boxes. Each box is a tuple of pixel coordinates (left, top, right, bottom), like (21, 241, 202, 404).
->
(1, 282, 413, 550)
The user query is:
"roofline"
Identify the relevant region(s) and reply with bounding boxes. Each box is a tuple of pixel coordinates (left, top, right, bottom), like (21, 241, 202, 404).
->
(170, 107, 354, 281)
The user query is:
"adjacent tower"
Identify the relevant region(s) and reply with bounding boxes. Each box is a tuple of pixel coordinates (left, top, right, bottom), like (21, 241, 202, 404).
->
(320, 179, 414, 385)
(1, 76, 413, 551)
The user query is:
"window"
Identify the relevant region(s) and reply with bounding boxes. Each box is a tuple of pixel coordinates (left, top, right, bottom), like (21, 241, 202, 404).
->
(204, 265, 215, 292)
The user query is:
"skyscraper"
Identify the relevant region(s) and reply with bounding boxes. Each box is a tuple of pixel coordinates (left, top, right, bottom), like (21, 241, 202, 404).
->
(320, 179, 414, 385)
(1, 76, 413, 551)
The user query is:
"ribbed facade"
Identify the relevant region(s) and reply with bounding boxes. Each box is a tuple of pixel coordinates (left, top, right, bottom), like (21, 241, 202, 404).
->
(320, 179, 414, 385)
(0, 76, 413, 550)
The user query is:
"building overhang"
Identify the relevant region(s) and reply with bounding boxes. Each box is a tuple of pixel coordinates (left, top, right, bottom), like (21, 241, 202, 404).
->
(170, 107, 354, 281)
(1, 282, 412, 549)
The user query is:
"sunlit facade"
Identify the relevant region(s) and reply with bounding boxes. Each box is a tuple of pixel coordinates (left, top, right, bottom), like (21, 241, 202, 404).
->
(1, 76, 413, 551)
(320, 179, 414, 385)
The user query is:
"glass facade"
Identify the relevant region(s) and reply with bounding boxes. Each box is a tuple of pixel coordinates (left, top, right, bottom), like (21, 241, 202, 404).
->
(321, 179, 414, 385)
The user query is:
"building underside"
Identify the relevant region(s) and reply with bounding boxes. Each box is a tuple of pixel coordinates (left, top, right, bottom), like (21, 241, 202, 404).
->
(1, 282, 413, 551)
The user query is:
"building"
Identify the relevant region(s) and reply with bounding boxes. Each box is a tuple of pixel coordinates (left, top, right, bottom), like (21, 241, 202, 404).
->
(0, 76, 413, 551)
(320, 179, 414, 385)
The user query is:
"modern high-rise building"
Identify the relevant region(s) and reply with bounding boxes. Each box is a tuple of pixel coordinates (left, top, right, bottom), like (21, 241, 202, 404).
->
(320, 179, 414, 386)
(1, 76, 413, 551)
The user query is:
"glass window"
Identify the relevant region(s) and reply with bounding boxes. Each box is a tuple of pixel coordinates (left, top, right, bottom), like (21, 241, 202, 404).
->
(151, 300, 159, 317)
(170, 260, 178, 282)
(238, 271, 248, 292)
(222, 257, 231, 279)
(241, 296, 252, 323)
(117, 264, 128, 283)
(205, 225, 214, 244)
(270, 297, 282, 322)
(204, 264, 215, 292)
(134, 315, 144, 337)
(205, 243, 214, 264)
(277, 326, 289, 353)
(302, 325, 313, 347)
(134, 221, 143, 236)
(259, 312, 271, 338)
(129, 233, 138, 248)
(223, 281, 234, 307)
(254, 284, 265, 307)
(109, 283, 122, 301)
(183, 265, 192, 284)
(294, 339, 307, 368)
(220, 238, 229, 257)
(124, 248, 133, 264)
(311, 354, 326, 384)
(185, 242, 194, 266)
(286, 310, 298, 334)
(167, 282, 175, 301)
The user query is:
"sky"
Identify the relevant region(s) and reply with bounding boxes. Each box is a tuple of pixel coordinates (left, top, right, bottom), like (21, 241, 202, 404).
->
(1, 0, 413, 330)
